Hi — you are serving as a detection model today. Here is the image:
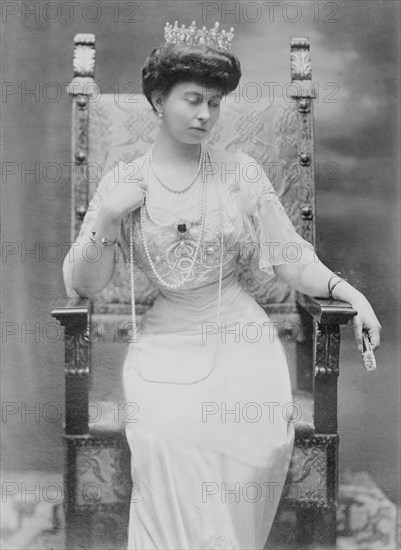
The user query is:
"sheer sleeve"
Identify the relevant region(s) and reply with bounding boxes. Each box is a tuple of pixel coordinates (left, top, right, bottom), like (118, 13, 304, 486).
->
(239, 152, 318, 283)
(62, 164, 122, 297)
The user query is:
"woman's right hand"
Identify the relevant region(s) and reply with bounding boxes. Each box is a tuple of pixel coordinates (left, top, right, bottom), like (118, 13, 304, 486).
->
(101, 175, 148, 223)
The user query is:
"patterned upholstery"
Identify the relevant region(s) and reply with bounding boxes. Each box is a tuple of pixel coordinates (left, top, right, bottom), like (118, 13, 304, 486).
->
(87, 94, 306, 307)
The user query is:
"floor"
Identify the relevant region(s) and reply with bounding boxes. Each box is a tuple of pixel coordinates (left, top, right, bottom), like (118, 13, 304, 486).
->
(0, 470, 399, 550)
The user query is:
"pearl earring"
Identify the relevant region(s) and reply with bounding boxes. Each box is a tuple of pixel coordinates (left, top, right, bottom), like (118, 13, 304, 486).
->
(158, 112, 164, 126)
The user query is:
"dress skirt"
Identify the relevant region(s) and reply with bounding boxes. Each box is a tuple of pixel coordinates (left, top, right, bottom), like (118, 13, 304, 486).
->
(122, 271, 295, 550)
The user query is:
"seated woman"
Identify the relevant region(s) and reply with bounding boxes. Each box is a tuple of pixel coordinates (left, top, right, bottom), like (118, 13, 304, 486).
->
(63, 21, 381, 550)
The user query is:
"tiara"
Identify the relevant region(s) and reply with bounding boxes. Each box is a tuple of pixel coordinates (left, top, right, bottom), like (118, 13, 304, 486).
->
(164, 21, 235, 51)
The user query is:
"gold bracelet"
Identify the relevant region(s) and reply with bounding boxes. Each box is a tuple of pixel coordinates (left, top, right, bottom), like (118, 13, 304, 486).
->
(89, 229, 118, 247)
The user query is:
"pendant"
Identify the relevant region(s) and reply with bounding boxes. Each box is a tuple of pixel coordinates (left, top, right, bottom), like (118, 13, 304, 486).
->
(177, 222, 187, 234)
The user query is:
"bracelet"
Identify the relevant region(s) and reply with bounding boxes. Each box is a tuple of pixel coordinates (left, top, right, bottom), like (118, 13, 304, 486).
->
(328, 272, 347, 300)
(89, 229, 118, 247)
(329, 279, 346, 300)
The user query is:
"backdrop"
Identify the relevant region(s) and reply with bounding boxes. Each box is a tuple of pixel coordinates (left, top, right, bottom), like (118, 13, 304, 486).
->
(2, 0, 400, 505)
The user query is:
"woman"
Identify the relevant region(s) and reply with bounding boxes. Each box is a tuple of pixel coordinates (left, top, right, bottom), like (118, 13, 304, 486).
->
(64, 22, 382, 550)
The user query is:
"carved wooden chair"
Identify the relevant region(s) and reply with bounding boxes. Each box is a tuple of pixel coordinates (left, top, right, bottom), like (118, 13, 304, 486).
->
(52, 34, 356, 550)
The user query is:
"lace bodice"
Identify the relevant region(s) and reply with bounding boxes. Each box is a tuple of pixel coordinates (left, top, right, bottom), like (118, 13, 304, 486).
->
(63, 150, 317, 296)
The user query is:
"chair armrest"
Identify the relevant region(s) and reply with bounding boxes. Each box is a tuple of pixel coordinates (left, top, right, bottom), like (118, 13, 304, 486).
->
(296, 294, 357, 434)
(297, 294, 357, 325)
(51, 297, 92, 435)
(51, 297, 91, 330)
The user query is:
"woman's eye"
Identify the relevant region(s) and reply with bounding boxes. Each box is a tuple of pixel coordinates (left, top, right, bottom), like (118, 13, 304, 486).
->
(209, 101, 221, 108)
(186, 97, 200, 105)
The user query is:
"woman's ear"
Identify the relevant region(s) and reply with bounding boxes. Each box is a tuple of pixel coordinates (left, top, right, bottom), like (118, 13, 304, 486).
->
(151, 91, 164, 114)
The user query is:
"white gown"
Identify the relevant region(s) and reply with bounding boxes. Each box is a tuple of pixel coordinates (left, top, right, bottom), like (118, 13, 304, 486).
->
(63, 149, 317, 550)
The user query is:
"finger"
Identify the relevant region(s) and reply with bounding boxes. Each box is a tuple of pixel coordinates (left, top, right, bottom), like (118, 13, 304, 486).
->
(367, 326, 381, 351)
(353, 316, 363, 353)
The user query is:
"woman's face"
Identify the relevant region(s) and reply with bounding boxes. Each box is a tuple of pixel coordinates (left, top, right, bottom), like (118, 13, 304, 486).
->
(156, 81, 223, 144)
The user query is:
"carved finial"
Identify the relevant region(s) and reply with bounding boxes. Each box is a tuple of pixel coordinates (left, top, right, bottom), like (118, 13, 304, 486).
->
(73, 33, 96, 78)
(74, 33, 95, 46)
(290, 37, 311, 51)
(290, 37, 311, 81)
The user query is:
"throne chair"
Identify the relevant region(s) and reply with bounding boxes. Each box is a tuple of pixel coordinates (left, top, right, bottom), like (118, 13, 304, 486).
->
(52, 33, 356, 550)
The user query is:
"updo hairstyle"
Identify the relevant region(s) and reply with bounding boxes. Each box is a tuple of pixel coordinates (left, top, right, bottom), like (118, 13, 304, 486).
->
(141, 42, 241, 112)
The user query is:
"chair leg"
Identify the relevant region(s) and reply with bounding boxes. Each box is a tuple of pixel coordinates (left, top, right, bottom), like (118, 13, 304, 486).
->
(65, 511, 92, 550)
(295, 508, 314, 547)
(313, 506, 337, 549)
(296, 506, 337, 549)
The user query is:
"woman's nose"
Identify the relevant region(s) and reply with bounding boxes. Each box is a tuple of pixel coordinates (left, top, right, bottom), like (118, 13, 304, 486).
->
(196, 102, 210, 121)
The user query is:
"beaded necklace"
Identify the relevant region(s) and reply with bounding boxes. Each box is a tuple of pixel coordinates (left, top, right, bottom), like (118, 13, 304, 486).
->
(149, 142, 205, 194)
(129, 146, 224, 385)
(140, 147, 207, 288)
(144, 144, 206, 234)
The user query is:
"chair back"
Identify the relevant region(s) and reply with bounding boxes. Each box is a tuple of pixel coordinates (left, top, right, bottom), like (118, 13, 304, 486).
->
(69, 34, 316, 311)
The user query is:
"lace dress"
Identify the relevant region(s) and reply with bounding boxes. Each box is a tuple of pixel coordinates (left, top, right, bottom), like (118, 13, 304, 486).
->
(63, 150, 317, 550)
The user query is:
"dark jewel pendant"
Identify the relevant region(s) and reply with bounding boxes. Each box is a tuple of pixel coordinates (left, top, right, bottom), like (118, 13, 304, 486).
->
(177, 223, 187, 234)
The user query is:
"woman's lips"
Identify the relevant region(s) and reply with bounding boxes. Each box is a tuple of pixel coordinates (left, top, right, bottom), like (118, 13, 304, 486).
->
(189, 127, 207, 132)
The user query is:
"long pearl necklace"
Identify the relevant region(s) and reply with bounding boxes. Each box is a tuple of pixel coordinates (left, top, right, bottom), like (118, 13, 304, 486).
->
(139, 148, 208, 290)
(129, 147, 224, 385)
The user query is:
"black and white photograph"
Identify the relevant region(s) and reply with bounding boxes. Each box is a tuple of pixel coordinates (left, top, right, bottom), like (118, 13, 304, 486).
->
(1, 1, 400, 549)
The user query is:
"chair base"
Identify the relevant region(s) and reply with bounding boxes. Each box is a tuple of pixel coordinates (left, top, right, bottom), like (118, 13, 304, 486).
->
(64, 432, 338, 549)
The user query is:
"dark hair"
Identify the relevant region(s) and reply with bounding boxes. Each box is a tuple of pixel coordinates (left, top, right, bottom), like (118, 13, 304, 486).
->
(141, 42, 241, 112)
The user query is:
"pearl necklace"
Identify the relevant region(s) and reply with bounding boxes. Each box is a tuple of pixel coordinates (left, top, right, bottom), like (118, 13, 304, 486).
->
(139, 149, 208, 290)
(150, 142, 205, 194)
(129, 147, 224, 385)
(144, 146, 206, 232)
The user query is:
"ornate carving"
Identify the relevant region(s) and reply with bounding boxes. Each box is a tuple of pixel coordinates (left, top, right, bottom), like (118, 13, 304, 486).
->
(299, 152, 311, 166)
(290, 37, 312, 81)
(75, 150, 86, 163)
(284, 434, 338, 507)
(75, 445, 130, 506)
(313, 324, 341, 433)
(315, 365, 339, 377)
(65, 331, 90, 375)
(72, 94, 90, 239)
(75, 205, 86, 222)
(66, 433, 127, 448)
(288, 81, 317, 100)
(73, 35, 96, 77)
(75, 33, 96, 45)
(294, 434, 337, 446)
(298, 98, 311, 113)
(301, 205, 313, 220)
(76, 95, 88, 109)
(315, 324, 340, 377)
(295, 97, 315, 245)
(291, 37, 311, 50)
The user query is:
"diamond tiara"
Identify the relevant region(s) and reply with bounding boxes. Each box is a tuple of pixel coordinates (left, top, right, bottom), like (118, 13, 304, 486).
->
(164, 21, 235, 51)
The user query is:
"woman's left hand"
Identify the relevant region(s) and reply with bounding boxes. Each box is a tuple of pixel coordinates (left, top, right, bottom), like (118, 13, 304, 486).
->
(350, 296, 382, 352)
